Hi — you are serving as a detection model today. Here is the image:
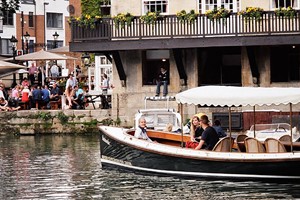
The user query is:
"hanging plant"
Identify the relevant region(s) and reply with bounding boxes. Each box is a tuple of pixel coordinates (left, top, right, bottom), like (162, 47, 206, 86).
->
(275, 6, 296, 18)
(140, 11, 160, 25)
(69, 15, 102, 28)
(113, 12, 134, 28)
(205, 7, 231, 22)
(176, 10, 198, 23)
(238, 7, 264, 20)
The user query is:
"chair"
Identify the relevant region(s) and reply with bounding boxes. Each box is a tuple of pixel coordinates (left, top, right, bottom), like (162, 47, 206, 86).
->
(212, 136, 234, 152)
(244, 137, 266, 153)
(236, 134, 248, 152)
(279, 135, 292, 142)
(264, 138, 287, 153)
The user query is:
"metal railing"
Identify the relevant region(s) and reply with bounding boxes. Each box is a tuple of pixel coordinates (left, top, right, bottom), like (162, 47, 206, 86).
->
(71, 11, 300, 42)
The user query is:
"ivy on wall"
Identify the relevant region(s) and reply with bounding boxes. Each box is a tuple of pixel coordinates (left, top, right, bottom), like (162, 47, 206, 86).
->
(81, 0, 101, 16)
(0, 0, 20, 12)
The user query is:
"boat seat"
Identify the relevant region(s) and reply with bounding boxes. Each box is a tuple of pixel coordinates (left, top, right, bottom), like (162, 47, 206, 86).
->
(264, 138, 287, 153)
(212, 136, 234, 152)
(279, 135, 292, 142)
(244, 137, 266, 153)
(236, 134, 248, 152)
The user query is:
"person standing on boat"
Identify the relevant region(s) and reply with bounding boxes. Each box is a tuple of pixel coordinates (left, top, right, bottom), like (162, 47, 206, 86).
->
(134, 118, 152, 142)
(195, 115, 219, 150)
(155, 67, 169, 97)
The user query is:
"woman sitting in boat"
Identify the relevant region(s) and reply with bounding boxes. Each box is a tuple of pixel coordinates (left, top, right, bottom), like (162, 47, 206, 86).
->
(195, 115, 219, 150)
(185, 116, 204, 148)
(134, 118, 153, 142)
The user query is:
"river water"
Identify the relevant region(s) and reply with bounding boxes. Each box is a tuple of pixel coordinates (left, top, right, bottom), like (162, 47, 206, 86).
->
(0, 133, 299, 200)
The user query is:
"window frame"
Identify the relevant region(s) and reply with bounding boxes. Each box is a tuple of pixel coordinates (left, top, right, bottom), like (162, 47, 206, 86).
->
(199, 0, 240, 14)
(28, 12, 34, 27)
(46, 12, 63, 28)
(3, 10, 14, 26)
(142, 0, 169, 15)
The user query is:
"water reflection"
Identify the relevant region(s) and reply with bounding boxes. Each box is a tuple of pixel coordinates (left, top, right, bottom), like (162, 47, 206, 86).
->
(0, 134, 299, 199)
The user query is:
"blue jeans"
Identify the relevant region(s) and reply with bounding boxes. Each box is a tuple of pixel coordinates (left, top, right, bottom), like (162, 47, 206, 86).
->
(156, 81, 168, 96)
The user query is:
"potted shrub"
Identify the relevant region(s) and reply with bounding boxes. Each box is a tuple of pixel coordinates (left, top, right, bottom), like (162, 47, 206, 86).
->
(176, 10, 198, 23)
(238, 7, 264, 20)
(205, 7, 231, 23)
(275, 6, 296, 18)
(140, 11, 161, 25)
(113, 12, 134, 28)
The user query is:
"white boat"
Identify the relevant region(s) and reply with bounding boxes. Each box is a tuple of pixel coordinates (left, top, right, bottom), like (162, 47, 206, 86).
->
(246, 123, 300, 142)
(99, 86, 300, 180)
(134, 96, 181, 132)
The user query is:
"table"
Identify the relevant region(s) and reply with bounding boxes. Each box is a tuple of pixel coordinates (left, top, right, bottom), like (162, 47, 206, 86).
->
(85, 94, 111, 109)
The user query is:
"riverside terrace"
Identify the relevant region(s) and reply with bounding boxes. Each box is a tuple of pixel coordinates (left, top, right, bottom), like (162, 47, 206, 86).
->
(70, 10, 300, 52)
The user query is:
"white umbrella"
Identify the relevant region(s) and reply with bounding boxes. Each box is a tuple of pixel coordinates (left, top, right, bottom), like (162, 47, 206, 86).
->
(0, 60, 27, 74)
(6, 49, 76, 61)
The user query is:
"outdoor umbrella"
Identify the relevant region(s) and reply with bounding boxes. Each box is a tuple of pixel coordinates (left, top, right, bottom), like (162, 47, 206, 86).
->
(0, 60, 27, 74)
(5, 49, 76, 61)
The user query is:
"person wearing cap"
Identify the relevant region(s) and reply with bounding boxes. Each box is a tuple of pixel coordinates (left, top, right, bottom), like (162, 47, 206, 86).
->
(195, 115, 219, 150)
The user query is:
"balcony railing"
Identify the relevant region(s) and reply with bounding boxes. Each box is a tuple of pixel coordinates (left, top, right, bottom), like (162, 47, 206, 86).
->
(71, 11, 300, 42)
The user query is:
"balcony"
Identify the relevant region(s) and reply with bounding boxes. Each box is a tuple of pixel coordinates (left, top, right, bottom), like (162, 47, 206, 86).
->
(70, 11, 300, 52)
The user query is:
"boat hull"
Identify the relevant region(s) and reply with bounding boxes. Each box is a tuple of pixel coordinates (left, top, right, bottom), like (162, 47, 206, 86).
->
(99, 127, 300, 179)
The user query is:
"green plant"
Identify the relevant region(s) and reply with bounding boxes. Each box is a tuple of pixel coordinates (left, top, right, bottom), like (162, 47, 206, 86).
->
(37, 112, 52, 121)
(101, 118, 114, 126)
(114, 117, 121, 126)
(57, 112, 69, 125)
(238, 7, 264, 20)
(140, 11, 160, 25)
(205, 7, 231, 22)
(113, 12, 134, 28)
(176, 10, 198, 23)
(275, 6, 296, 18)
(69, 15, 102, 28)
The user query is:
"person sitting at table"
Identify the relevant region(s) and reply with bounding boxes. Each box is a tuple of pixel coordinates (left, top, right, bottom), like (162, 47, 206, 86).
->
(50, 82, 61, 101)
(64, 85, 74, 109)
(72, 85, 85, 109)
(21, 85, 31, 109)
(41, 85, 51, 109)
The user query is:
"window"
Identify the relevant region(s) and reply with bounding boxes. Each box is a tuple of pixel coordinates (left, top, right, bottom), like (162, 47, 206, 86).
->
(47, 40, 63, 50)
(142, 50, 170, 85)
(199, 0, 240, 14)
(271, 0, 297, 8)
(21, 0, 35, 4)
(143, 0, 168, 14)
(100, 0, 111, 16)
(46, 13, 63, 28)
(271, 46, 300, 82)
(29, 12, 34, 27)
(3, 10, 14, 26)
(0, 39, 14, 55)
(198, 47, 241, 86)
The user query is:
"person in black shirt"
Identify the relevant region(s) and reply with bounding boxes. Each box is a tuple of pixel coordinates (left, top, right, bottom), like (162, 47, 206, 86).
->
(155, 67, 169, 97)
(195, 115, 219, 150)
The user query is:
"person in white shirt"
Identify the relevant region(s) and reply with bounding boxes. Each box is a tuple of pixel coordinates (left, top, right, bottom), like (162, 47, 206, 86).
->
(50, 63, 59, 77)
(134, 118, 152, 142)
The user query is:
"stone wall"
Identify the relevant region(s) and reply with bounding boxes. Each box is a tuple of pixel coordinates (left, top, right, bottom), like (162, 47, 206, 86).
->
(0, 109, 112, 135)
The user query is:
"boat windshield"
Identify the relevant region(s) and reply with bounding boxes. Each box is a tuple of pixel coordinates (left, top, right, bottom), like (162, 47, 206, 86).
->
(249, 123, 290, 132)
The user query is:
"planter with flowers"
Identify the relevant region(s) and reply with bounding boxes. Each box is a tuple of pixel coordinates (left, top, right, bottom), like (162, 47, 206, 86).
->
(238, 7, 264, 21)
(69, 15, 102, 29)
(205, 7, 231, 23)
(275, 6, 297, 18)
(113, 12, 134, 29)
(176, 10, 198, 24)
(140, 11, 161, 25)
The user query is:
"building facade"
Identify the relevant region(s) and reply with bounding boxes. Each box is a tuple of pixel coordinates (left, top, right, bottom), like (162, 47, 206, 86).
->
(69, 0, 300, 127)
(0, 0, 82, 86)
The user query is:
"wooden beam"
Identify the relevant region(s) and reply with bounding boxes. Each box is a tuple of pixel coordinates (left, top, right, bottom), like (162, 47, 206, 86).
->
(246, 46, 260, 85)
(111, 51, 126, 86)
(172, 49, 187, 85)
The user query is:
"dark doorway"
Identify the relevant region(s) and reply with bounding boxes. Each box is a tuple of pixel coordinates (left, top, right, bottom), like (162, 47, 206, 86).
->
(198, 47, 241, 86)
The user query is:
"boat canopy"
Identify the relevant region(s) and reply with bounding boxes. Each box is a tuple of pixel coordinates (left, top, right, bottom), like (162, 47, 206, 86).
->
(175, 86, 300, 107)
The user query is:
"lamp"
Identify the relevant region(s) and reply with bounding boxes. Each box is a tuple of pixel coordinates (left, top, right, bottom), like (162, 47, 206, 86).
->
(24, 31, 30, 54)
(52, 31, 59, 48)
(10, 35, 18, 62)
